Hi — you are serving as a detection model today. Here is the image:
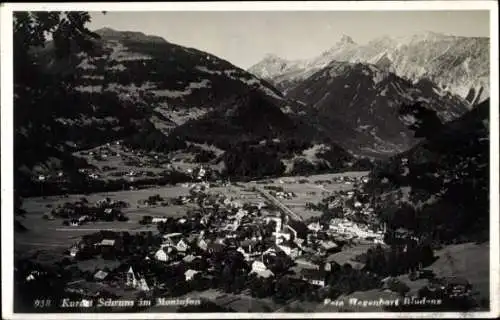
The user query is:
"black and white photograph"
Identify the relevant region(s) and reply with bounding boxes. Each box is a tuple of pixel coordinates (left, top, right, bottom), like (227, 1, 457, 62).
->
(1, 1, 499, 318)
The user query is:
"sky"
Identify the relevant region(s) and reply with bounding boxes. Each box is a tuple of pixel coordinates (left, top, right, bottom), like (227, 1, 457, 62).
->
(88, 11, 490, 69)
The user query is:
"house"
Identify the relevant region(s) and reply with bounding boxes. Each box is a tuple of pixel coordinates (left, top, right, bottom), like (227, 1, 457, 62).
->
(240, 239, 258, 254)
(263, 247, 278, 257)
(126, 266, 138, 288)
(254, 268, 274, 278)
(224, 220, 240, 232)
(164, 232, 183, 239)
(137, 277, 150, 291)
(176, 239, 190, 253)
(207, 242, 225, 254)
(94, 270, 108, 281)
(286, 220, 308, 240)
(99, 239, 116, 247)
(183, 254, 197, 263)
(69, 246, 79, 257)
(185, 269, 200, 281)
(295, 258, 320, 270)
(307, 222, 322, 232)
(162, 237, 176, 248)
(237, 247, 250, 261)
(324, 262, 332, 272)
(230, 200, 243, 209)
(25, 271, 45, 282)
(200, 215, 210, 226)
(319, 240, 339, 253)
(251, 260, 268, 273)
(443, 277, 472, 297)
(257, 202, 266, 210)
(277, 244, 301, 259)
(250, 260, 274, 278)
(197, 238, 208, 251)
(300, 269, 326, 287)
(154, 248, 169, 262)
(126, 266, 150, 291)
(186, 233, 199, 244)
(163, 233, 182, 246)
(235, 209, 248, 220)
(394, 227, 412, 240)
(152, 217, 169, 223)
(266, 216, 283, 233)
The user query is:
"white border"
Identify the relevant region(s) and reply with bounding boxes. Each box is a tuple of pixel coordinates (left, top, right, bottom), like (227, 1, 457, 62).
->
(1, 1, 498, 319)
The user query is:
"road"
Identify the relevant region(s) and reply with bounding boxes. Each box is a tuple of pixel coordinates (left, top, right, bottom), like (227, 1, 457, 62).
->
(254, 187, 304, 222)
(54, 227, 153, 232)
(15, 241, 69, 247)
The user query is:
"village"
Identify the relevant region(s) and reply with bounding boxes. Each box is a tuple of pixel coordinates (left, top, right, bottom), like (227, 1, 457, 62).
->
(15, 168, 476, 312)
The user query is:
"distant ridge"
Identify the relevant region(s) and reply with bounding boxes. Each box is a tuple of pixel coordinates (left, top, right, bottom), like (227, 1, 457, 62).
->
(249, 32, 489, 104)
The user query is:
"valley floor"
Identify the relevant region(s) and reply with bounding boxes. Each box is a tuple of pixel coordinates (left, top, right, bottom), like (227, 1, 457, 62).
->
(13, 170, 489, 313)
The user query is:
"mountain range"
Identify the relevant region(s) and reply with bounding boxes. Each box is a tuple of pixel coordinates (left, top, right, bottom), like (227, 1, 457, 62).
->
(283, 60, 469, 157)
(249, 31, 489, 106)
(14, 27, 488, 195)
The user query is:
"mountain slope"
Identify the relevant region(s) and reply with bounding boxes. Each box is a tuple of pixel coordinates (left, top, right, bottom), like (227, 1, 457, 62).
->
(366, 99, 489, 243)
(284, 60, 469, 157)
(19, 27, 287, 159)
(249, 32, 489, 104)
(15, 28, 353, 193)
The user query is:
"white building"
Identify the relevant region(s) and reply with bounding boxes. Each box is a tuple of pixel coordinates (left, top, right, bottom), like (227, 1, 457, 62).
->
(252, 260, 267, 272)
(176, 239, 189, 252)
(250, 261, 274, 278)
(185, 269, 200, 281)
(154, 248, 169, 262)
(197, 238, 208, 251)
(69, 246, 79, 257)
(307, 222, 322, 232)
(237, 247, 250, 261)
(126, 266, 137, 288)
(99, 239, 115, 246)
(126, 267, 150, 291)
(277, 244, 301, 259)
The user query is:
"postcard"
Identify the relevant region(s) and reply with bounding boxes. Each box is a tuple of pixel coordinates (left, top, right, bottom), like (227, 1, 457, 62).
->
(1, 1, 498, 319)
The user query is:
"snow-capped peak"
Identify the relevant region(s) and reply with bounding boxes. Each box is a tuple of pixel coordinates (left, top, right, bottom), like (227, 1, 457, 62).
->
(263, 53, 287, 62)
(338, 34, 356, 45)
(248, 31, 489, 103)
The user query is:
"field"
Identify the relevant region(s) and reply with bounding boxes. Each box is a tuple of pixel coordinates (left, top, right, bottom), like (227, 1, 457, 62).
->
(73, 142, 223, 183)
(15, 182, 268, 260)
(246, 171, 369, 220)
(429, 242, 490, 302)
(15, 171, 365, 271)
(14, 171, 368, 265)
